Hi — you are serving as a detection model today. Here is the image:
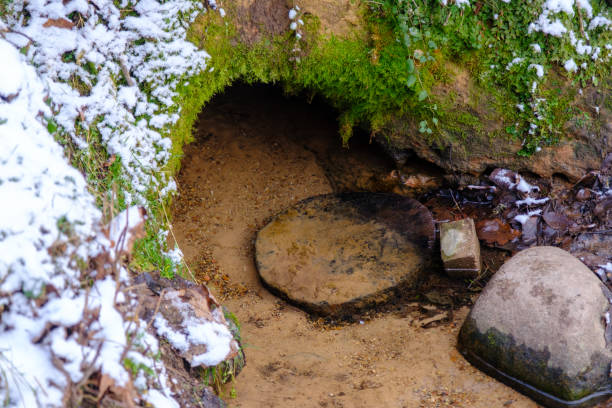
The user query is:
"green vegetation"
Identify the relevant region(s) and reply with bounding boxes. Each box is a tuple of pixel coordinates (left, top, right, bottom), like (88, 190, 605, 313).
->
(294, 36, 428, 142)
(370, 0, 611, 154)
(0, 0, 11, 17)
(52, 104, 183, 285)
(175, 6, 441, 150)
(173, 0, 608, 160)
(200, 307, 244, 396)
(124, 357, 155, 377)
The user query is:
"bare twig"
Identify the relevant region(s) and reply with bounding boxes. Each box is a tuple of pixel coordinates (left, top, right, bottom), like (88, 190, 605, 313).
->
(158, 189, 197, 282)
(119, 57, 135, 87)
(449, 190, 466, 218)
(145, 288, 167, 333)
(580, 229, 612, 235)
(576, 6, 585, 37)
(1, 29, 35, 46)
(466, 184, 497, 191)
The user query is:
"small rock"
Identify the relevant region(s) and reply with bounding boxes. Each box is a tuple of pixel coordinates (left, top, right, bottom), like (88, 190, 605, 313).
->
(125, 272, 243, 406)
(440, 218, 481, 279)
(458, 246, 612, 406)
(575, 188, 591, 201)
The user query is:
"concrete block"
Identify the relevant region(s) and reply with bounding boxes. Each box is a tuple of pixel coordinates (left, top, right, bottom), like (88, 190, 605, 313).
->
(440, 218, 481, 279)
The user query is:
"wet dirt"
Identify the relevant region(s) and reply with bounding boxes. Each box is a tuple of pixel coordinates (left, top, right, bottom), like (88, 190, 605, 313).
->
(171, 83, 541, 408)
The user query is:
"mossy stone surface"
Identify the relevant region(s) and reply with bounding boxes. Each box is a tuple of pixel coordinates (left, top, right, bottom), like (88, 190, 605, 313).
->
(458, 246, 612, 406)
(174, 0, 610, 182)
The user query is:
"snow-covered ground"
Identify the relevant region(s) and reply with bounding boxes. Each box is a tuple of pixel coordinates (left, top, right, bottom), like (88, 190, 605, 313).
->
(0, 0, 229, 405)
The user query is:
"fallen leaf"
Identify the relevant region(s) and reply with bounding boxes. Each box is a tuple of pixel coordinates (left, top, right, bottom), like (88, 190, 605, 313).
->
(542, 211, 572, 231)
(43, 18, 74, 29)
(98, 373, 136, 408)
(476, 218, 520, 246)
(521, 216, 539, 245)
(594, 197, 612, 220)
(572, 171, 599, 190)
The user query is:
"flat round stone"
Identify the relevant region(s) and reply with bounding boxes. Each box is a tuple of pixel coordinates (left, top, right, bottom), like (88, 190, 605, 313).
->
(255, 193, 435, 315)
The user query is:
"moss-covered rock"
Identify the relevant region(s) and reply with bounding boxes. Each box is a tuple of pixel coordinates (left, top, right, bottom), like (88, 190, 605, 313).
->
(458, 247, 612, 407)
(170, 0, 610, 182)
(378, 69, 611, 181)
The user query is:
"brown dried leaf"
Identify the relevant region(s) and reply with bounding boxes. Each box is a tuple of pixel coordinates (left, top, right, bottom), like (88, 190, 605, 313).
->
(98, 374, 136, 408)
(43, 18, 74, 29)
(521, 216, 539, 245)
(101, 206, 147, 258)
(97, 373, 114, 400)
(175, 288, 213, 321)
(103, 154, 116, 168)
(542, 211, 571, 231)
(476, 218, 521, 246)
(594, 197, 612, 220)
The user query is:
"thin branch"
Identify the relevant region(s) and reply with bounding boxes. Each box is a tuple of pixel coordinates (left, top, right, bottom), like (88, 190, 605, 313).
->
(158, 189, 198, 282)
(119, 57, 135, 87)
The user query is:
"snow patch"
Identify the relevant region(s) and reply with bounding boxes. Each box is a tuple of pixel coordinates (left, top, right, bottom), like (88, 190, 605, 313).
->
(514, 209, 543, 225)
(564, 58, 578, 72)
(528, 63, 545, 78)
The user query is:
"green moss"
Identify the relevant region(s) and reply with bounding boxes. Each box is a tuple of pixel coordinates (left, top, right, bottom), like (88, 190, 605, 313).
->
(459, 318, 611, 402)
(167, 0, 609, 181)
(165, 11, 295, 174)
(168, 4, 443, 168)
(293, 36, 423, 143)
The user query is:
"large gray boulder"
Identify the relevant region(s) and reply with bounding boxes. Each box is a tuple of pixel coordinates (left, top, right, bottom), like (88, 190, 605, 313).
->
(458, 246, 612, 407)
(255, 193, 435, 316)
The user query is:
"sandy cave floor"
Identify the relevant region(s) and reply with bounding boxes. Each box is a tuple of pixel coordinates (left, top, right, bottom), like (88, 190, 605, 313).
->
(170, 84, 544, 408)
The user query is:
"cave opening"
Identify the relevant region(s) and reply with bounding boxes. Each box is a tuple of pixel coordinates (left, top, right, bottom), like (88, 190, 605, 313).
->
(168, 82, 524, 408)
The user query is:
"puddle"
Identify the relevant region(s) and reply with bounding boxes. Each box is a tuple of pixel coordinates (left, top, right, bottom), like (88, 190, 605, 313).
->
(171, 83, 538, 407)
